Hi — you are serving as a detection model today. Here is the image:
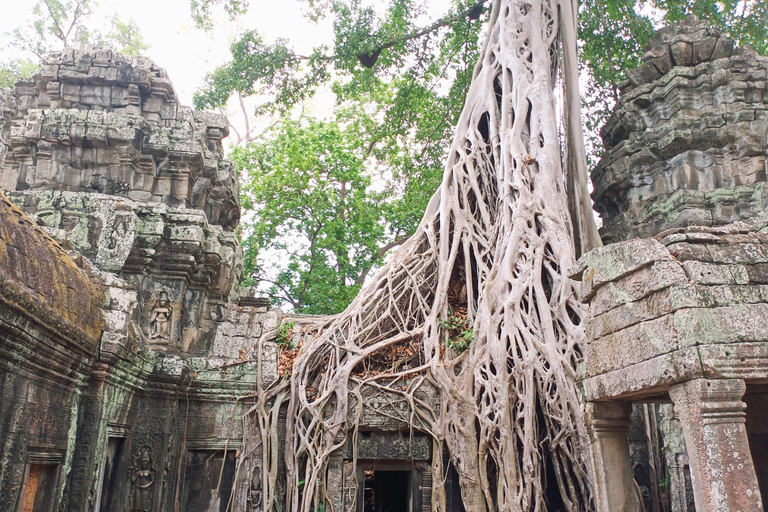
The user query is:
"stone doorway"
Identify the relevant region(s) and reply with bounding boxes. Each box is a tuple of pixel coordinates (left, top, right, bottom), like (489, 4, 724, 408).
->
(363, 470, 414, 512)
(347, 460, 427, 512)
(19, 464, 59, 512)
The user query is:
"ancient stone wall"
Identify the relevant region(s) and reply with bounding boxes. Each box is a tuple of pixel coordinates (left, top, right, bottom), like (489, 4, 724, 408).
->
(0, 47, 281, 512)
(581, 17, 768, 512)
(0, 88, 15, 169)
(592, 16, 768, 243)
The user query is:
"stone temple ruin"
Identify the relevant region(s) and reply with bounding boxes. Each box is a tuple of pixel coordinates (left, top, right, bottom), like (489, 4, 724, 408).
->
(0, 15, 767, 512)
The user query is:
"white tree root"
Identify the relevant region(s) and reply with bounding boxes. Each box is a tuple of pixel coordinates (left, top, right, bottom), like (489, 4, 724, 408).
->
(248, 0, 596, 510)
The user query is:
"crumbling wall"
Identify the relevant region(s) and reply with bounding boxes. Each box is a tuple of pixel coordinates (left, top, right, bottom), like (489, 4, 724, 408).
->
(0, 88, 15, 169)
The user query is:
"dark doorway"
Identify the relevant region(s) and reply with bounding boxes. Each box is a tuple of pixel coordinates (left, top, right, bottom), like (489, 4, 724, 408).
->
(364, 470, 410, 512)
(98, 437, 126, 511)
(444, 462, 466, 512)
(745, 387, 768, 511)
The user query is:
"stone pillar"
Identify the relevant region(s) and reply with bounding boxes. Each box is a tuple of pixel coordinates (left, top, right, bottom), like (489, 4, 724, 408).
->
(669, 378, 762, 512)
(586, 401, 640, 512)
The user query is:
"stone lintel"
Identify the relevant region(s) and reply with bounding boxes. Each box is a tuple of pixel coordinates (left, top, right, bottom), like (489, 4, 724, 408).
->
(573, 238, 673, 300)
(581, 346, 703, 401)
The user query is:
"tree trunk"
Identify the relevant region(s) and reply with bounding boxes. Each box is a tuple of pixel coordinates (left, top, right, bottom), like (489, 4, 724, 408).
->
(249, 0, 598, 510)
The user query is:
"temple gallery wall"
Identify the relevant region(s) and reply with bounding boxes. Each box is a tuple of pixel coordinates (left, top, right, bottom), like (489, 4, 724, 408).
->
(0, 15, 767, 512)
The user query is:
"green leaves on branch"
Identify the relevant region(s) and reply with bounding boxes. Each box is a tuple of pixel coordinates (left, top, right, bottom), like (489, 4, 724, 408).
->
(0, 59, 37, 88)
(194, 31, 329, 116)
(198, 1, 488, 313)
(439, 313, 474, 354)
(234, 118, 397, 315)
(276, 320, 296, 348)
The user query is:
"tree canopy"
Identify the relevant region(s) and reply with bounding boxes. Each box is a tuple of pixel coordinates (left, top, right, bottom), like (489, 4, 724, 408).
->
(235, 118, 400, 314)
(195, 0, 767, 313)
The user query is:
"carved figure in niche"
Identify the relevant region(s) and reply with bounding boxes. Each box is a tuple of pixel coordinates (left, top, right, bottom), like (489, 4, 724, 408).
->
(106, 216, 128, 252)
(130, 448, 154, 512)
(149, 292, 172, 342)
(60, 213, 81, 232)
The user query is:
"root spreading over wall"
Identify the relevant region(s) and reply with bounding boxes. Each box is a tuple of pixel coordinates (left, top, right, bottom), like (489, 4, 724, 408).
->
(250, 0, 596, 510)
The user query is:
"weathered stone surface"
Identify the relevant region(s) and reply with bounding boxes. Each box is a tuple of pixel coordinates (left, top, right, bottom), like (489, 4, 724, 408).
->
(1, 43, 240, 231)
(0, 191, 104, 346)
(592, 17, 768, 243)
(0, 47, 269, 512)
(669, 379, 763, 512)
(573, 238, 673, 299)
(0, 88, 15, 169)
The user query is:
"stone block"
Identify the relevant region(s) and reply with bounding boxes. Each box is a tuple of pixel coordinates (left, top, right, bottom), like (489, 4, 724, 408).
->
(61, 83, 81, 103)
(747, 263, 768, 284)
(105, 119, 138, 146)
(581, 347, 703, 401)
(85, 123, 108, 147)
(698, 342, 768, 379)
(96, 148, 120, 165)
(588, 284, 702, 340)
(87, 65, 118, 84)
(646, 45, 674, 75)
(675, 303, 768, 348)
(586, 313, 678, 376)
(575, 239, 673, 299)
(671, 41, 693, 66)
(142, 95, 164, 113)
(692, 37, 716, 64)
(681, 260, 749, 284)
(80, 85, 112, 106)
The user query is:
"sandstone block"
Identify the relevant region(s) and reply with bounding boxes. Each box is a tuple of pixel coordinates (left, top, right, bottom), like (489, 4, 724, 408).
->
(681, 260, 748, 284)
(81, 85, 112, 106)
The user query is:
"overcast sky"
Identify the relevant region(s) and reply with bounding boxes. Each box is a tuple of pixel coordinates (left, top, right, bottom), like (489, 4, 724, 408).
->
(2, 0, 452, 108)
(1, 0, 339, 105)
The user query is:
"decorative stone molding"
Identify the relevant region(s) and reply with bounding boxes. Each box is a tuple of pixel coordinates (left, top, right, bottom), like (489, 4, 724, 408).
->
(592, 16, 768, 243)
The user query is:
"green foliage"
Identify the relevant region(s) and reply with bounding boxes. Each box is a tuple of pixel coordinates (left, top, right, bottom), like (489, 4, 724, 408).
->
(276, 320, 296, 348)
(234, 118, 398, 314)
(197, 0, 767, 312)
(0, 58, 37, 88)
(101, 15, 150, 56)
(5, 0, 149, 60)
(1, 0, 149, 89)
(197, 1, 487, 313)
(439, 313, 474, 353)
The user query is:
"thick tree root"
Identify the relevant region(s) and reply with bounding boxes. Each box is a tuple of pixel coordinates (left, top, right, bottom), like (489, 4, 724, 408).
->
(248, 0, 595, 510)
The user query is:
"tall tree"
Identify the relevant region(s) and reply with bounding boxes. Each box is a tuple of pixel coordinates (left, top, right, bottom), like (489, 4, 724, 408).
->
(195, 1, 491, 311)
(196, 0, 765, 313)
(235, 118, 403, 314)
(249, 0, 598, 509)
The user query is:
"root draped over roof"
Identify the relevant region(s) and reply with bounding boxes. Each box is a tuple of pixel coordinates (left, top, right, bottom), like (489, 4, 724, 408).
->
(249, 0, 598, 510)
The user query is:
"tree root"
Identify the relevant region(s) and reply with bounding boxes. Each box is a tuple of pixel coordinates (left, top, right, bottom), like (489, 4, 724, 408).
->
(245, 0, 596, 510)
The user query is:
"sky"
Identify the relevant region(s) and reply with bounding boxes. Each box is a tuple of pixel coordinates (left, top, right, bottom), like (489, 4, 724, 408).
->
(1, 0, 452, 107)
(0, 0, 338, 105)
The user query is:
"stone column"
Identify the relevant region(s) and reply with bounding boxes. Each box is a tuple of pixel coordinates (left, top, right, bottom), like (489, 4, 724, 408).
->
(586, 401, 640, 512)
(669, 378, 763, 512)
